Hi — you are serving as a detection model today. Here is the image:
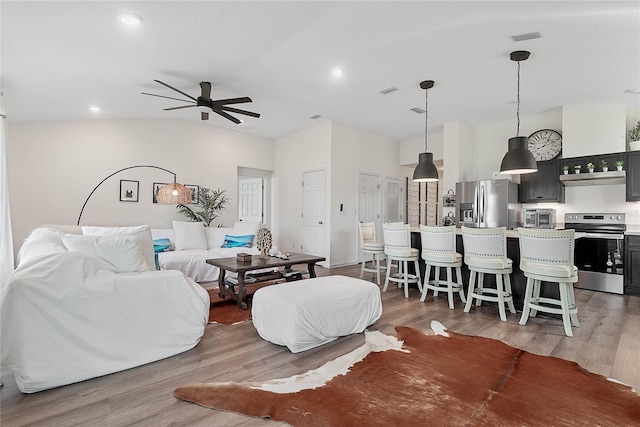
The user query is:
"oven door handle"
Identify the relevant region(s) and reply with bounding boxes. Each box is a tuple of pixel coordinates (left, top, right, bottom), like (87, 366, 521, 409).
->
(576, 232, 625, 240)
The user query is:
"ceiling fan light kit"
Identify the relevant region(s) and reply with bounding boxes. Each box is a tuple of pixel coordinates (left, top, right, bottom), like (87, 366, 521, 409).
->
(413, 80, 439, 183)
(142, 80, 260, 124)
(500, 50, 538, 175)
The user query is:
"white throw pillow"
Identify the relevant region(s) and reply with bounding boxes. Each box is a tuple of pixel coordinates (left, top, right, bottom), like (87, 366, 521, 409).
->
(62, 234, 150, 272)
(230, 221, 262, 247)
(82, 225, 155, 270)
(205, 227, 228, 249)
(172, 221, 208, 250)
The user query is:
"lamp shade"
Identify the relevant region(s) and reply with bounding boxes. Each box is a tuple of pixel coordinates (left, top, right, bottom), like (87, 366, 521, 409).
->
(413, 152, 439, 182)
(156, 182, 193, 204)
(500, 136, 537, 174)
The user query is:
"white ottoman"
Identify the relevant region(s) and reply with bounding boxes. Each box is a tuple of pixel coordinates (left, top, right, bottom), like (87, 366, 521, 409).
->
(251, 275, 383, 353)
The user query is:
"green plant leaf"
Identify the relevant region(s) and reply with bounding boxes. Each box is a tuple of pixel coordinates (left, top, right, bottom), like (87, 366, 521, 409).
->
(176, 187, 229, 227)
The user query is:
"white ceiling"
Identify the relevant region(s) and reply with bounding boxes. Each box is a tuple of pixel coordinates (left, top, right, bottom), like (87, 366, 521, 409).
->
(2, 1, 639, 142)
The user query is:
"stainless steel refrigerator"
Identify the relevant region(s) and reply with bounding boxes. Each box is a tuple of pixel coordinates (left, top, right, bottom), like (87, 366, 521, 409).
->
(455, 180, 520, 229)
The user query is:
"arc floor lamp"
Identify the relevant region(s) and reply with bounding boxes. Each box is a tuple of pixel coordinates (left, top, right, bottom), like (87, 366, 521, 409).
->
(76, 165, 191, 225)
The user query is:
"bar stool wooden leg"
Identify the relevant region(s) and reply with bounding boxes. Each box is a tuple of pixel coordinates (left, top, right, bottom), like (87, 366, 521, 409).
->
(559, 282, 573, 337)
(383, 258, 392, 292)
(456, 266, 465, 304)
(531, 279, 541, 318)
(568, 284, 580, 327)
(414, 260, 423, 293)
(446, 267, 454, 309)
(464, 270, 476, 313)
(375, 255, 381, 287)
(496, 273, 507, 322)
(403, 260, 410, 298)
(476, 272, 485, 306)
(505, 273, 516, 314)
(433, 267, 441, 296)
(420, 263, 432, 302)
(519, 277, 535, 326)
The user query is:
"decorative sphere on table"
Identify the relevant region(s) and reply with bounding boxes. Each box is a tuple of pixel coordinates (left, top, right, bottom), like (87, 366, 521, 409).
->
(256, 227, 272, 260)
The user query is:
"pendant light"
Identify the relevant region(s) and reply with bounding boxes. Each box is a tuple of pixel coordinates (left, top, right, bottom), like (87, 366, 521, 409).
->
(413, 80, 439, 182)
(500, 51, 538, 174)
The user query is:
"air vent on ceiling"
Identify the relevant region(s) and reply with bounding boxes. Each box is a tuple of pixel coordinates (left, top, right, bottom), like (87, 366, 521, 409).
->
(310, 114, 322, 120)
(410, 107, 425, 114)
(511, 32, 542, 42)
(379, 86, 398, 95)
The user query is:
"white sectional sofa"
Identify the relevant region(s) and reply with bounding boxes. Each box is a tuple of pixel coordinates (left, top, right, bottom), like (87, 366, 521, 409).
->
(1, 224, 210, 393)
(152, 220, 271, 283)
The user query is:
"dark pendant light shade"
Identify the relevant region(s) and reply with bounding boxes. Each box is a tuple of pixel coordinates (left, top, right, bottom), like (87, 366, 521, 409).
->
(500, 51, 538, 175)
(500, 136, 537, 174)
(413, 152, 439, 182)
(413, 80, 439, 182)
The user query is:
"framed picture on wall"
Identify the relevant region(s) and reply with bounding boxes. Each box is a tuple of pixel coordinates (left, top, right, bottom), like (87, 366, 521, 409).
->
(152, 182, 168, 204)
(185, 185, 200, 204)
(120, 180, 139, 202)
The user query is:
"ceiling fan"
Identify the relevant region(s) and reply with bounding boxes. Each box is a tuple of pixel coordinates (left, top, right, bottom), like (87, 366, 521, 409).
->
(141, 80, 260, 124)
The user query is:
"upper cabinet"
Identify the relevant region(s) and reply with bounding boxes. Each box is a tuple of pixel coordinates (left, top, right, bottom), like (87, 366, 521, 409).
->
(627, 151, 640, 201)
(520, 159, 565, 203)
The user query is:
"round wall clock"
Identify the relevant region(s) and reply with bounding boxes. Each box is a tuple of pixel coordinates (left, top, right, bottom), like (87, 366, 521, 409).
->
(527, 129, 562, 161)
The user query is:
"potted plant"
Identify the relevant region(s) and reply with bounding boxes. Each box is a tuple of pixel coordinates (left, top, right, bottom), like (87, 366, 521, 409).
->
(574, 164, 581, 174)
(586, 162, 595, 173)
(629, 119, 640, 150)
(176, 187, 230, 226)
(616, 160, 623, 171)
(600, 160, 608, 172)
(562, 165, 569, 175)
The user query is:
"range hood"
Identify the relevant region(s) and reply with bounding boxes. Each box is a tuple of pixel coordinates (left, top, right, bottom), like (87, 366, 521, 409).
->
(559, 170, 626, 187)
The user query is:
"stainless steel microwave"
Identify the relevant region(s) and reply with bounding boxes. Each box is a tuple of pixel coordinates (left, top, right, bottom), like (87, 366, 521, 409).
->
(523, 208, 556, 229)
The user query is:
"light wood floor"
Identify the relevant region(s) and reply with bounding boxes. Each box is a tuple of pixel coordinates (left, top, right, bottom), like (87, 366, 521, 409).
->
(2, 264, 639, 426)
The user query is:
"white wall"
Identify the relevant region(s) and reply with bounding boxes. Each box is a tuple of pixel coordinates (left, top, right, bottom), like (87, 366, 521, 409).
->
(273, 122, 332, 259)
(399, 132, 444, 166)
(562, 104, 626, 156)
(330, 121, 412, 266)
(7, 119, 275, 250)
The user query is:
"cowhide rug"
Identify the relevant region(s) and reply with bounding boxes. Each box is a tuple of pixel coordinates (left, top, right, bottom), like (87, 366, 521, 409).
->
(174, 321, 640, 426)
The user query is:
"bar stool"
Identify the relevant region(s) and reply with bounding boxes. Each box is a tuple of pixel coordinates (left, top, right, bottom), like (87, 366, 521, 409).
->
(382, 223, 422, 298)
(461, 226, 516, 321)
(518, 228, 580, 337)
(419, 225, 466, 309)
(358, 222, 386, 285)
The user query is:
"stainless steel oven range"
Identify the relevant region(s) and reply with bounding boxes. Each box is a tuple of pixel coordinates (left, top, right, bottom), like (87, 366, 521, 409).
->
(564, 213, 625, 294)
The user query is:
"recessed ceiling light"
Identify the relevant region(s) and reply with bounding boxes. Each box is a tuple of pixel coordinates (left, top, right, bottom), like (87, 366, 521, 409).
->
(624, 88, 640, 94)
(89, 106, 101, 112)
(119, 14, 143, 26)
(332, 69, 343, 77)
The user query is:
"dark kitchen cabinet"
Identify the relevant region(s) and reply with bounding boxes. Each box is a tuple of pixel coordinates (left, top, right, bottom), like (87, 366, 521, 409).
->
(624, 235, 640, 296)
(519, 159, 565, 203)
(626, 151, 640, 202)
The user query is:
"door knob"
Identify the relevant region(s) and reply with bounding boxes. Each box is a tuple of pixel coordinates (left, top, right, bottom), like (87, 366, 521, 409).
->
(319, 221, 323, 224)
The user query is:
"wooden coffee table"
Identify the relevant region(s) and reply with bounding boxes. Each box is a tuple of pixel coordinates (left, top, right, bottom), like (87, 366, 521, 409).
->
(206, 253, 326, 309)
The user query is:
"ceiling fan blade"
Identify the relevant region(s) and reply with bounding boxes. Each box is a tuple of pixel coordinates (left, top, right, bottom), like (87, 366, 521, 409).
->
(200, 82, 211, 101)
(201, 111, 209, 120)
(153, 79, 198, 102)
(220, 106, 261, 118)
(211, 108, 242, 124)
(141, 92, 196, 103)
(211, 97, 252, 106)
(163, 105, 197, 111)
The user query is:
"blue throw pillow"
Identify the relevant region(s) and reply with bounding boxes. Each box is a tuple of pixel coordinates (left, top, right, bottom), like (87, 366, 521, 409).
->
(153, 238, 172, 253)
(221, 234, 254, 248)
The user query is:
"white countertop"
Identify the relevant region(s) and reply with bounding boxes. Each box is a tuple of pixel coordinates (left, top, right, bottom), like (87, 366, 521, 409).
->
(625, 225, 640, 236)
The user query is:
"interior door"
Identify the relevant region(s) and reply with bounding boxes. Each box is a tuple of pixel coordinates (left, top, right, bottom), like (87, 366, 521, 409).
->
(238, 177, 263, 223)
(358, 173, 380, 261)
(384, 177, 402, 223)
(302, 170, 326, 257)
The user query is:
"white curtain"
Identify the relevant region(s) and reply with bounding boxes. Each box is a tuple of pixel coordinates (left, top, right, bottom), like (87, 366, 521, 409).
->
(0, 114, 14, 304)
